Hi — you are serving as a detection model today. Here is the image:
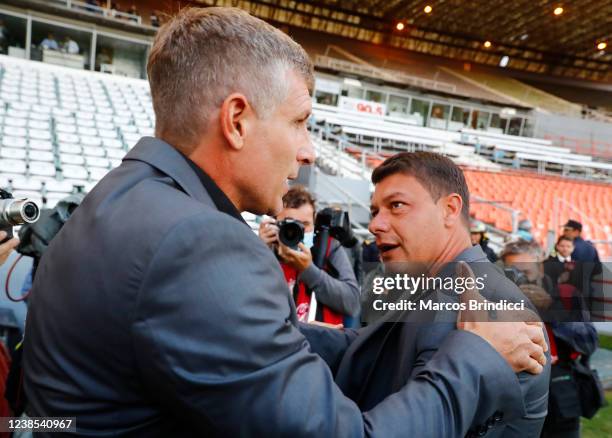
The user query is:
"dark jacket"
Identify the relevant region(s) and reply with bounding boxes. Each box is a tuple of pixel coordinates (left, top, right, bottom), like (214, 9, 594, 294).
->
(23, 137, 534, 437)
(303, 245, 551, 438)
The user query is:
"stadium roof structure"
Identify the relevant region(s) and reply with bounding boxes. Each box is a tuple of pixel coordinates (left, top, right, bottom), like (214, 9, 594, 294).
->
(191, 0, 611, 82)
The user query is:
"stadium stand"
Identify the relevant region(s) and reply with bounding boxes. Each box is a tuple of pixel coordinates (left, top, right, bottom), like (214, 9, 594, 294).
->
(0, 54, 152, 206)
(465, 169, 612, 259)
(311, 103, 612, 180)
(441, 66, 584, 116)
(0, 54, 263, 229)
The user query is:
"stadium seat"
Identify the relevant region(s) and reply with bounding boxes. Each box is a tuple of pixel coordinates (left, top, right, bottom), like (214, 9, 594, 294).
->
(0, 159, 27, 174)
(29, 162, 57, 177)
(60, 154, 86, 166)
(2, 136, 27, 148)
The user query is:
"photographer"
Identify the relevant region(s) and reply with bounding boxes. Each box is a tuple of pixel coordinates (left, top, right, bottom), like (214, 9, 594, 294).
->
(501, 239, 598, 438)
(259, 186, 360, 323)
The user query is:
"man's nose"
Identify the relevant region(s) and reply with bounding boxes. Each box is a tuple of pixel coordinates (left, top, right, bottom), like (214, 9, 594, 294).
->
(369, 211, 390, 235)
(297, 135, 315, 165)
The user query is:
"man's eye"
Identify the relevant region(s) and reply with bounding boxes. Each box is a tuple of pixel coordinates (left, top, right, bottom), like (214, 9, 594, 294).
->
(390, 202, 404, 209)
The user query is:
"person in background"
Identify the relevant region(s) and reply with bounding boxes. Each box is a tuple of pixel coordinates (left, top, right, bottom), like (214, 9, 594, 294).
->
(517, 219, 534, 242)
(470, 220, 497, 263)
(40, 33, 59, 51)
(62, 36, 79, 55)
(150, 11, 160, 27)
(0, 19, 9, 54)
(544, 236, 583, 291)
(501, 239, 597, 438)
(128, 4, 139, 22)
(258, 186, 360, 323)
(562, 219, 602, 302)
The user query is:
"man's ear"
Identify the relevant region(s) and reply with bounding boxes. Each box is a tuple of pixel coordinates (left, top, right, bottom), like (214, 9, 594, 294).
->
(442, 193, 463, 226)
(219, 93, 252, 151)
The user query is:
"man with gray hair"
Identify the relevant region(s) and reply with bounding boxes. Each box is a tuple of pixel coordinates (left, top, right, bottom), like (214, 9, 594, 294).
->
(24, 7, 546, 437)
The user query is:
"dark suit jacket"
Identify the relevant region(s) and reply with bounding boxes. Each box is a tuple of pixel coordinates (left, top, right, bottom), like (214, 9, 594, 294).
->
(24, 137, 531, 437)
(303, 246, 551, 438)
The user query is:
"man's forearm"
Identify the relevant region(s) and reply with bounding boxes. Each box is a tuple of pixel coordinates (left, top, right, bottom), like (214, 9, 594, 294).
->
(299, 322, 359, 373)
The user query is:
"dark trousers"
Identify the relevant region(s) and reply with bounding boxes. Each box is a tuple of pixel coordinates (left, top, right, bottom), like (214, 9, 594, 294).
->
(541, 416, 580, 438)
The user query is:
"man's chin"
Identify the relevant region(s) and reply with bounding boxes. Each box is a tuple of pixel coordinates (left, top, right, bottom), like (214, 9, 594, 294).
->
(382, 258, 429, 276)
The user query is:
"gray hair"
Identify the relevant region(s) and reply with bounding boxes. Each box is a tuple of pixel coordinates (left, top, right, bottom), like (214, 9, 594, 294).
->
(147, 7, 314, 153)
(500, 239, 543, 261)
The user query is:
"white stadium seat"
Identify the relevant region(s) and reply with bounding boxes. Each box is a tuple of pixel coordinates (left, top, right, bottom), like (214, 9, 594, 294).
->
(11, 178, 43, 191)
(82, 146, 105, 157)
(60, 154, 85, 165)
(29, 129, 51, 140)
(56, 123, 77, 134)
(76, 110, 95, 121)
(105, 148, 126, 159)
(78, 127, 98, 136)
(29, 161, 57, 177)
(99, 129, 117, 139)
(59, 143, 82, 154)
(28, 120, 50, 130)
(86, 157, 110, 168)
(57, 133, 80, 144)
(102, 138, 123, 149)
(81, 136, 102, 146)
(29, 150, 55, 162)
(96, 121, 115, 130)
(4, 117, 27, 127)
(62, 165, 89, 180)
(44, 179, 74, 193)
(2, 136, 27, 148)
(0, 159, 27, 174)
(29, 139, 53, 151)
(4, 126, 27, 137)
(55, 116, 76, 125)
(89, 167, 110, 181)
(123, 132, 141, 143)
(1, 148, 27, 159)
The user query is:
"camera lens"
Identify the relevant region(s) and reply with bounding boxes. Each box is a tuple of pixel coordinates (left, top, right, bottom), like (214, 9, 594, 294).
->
(23, 203, 39, 221)
(278, 220, 305, 248)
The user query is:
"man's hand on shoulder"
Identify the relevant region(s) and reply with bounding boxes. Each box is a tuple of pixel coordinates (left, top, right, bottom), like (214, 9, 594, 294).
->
(455, 261, 548, 375)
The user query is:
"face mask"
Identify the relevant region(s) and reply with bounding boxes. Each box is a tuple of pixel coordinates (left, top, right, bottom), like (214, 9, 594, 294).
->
(302, 232, 315, 249)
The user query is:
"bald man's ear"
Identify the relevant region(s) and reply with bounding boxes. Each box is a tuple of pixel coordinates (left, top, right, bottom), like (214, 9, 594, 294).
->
(220, 93, 253, 151)
(442, 193, 464, 226)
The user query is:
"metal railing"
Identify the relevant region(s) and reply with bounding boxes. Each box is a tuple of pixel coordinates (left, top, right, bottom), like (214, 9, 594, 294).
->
(470, 195, 521, 235)
(48, 0, 143, 25)
(315, 55, 456, 94)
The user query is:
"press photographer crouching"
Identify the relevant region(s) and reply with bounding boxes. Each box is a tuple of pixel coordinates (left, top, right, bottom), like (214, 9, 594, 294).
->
(501, 239, 601, 438)
(258, 186, 360, 324)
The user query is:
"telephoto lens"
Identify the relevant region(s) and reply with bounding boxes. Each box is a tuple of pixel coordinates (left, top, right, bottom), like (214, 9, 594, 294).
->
(0, 198, 41, 227)
(0, 189, 41, 243)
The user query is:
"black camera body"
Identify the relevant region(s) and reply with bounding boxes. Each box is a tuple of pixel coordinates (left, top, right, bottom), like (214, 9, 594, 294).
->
(314, 207, 357, 248)
(0, 189, 41, 244)
(277, 218, 305, 249)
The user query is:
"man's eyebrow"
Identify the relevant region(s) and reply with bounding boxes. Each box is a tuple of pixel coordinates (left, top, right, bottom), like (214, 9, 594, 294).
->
(381, 192, 408, 203)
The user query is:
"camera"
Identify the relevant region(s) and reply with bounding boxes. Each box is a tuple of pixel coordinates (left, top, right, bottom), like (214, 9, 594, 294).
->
(0, 189, 41, 244)
(503, 266, 529, 287)
(278, 218, 305, 249)
(314, 207, 357, 248)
